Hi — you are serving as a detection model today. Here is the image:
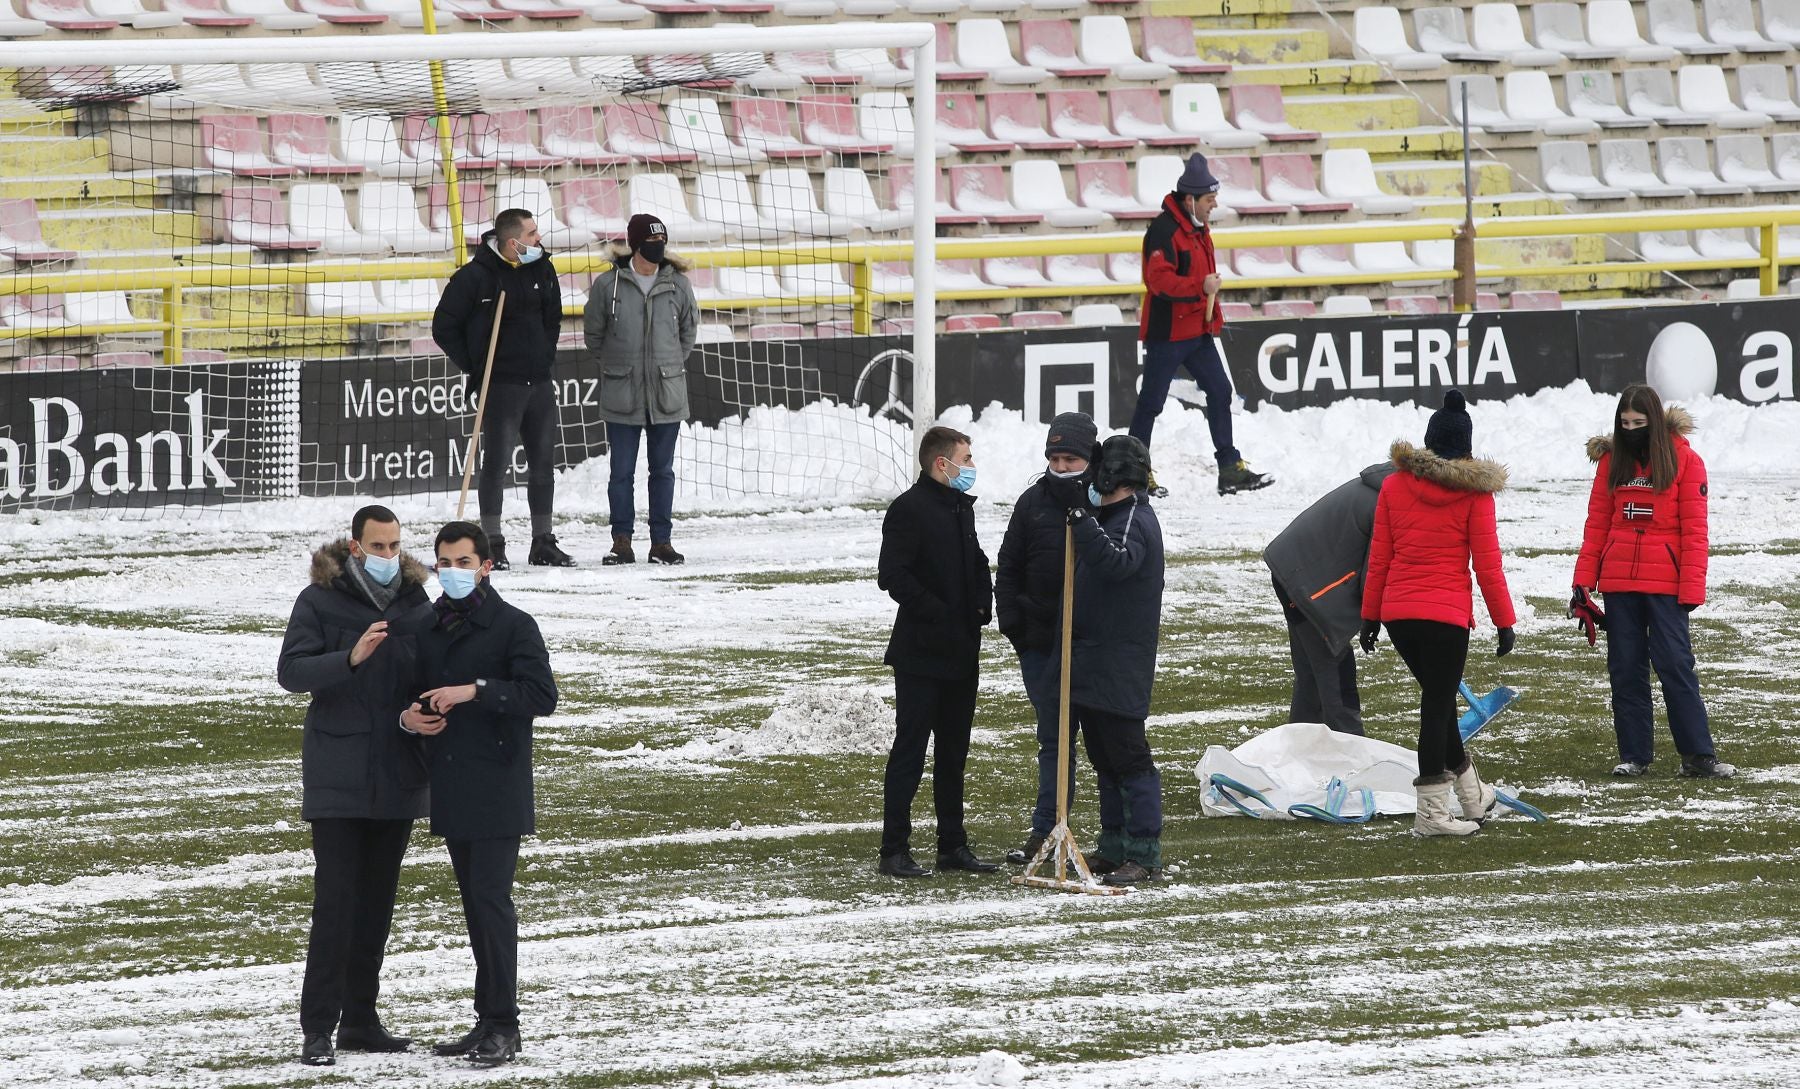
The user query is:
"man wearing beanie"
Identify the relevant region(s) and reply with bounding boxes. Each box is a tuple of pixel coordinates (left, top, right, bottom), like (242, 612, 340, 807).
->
(995, 411, 1099, 864)
(585, 214, 699, 566)
(1133, 153, 1273, 498)
(432, 209, 573, 570)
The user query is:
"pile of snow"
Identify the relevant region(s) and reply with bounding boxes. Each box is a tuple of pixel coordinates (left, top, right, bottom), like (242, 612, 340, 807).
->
(968, 1049, 1028, 1087)
(703, 684, 893, 758)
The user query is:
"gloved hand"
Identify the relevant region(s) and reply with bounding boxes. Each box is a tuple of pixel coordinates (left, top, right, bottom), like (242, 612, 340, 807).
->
(1041, 473, 1088, 512)
(1359, 619, 1381, 654)
(1496, 626, 1515, 657)
(1567, 585, 1585, 615)
(1682, 602, 1698, 614)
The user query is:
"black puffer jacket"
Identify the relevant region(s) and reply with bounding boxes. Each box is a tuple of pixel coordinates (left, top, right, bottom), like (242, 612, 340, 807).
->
(277, 540, 434, 822)
(878, 473, 994, 680)
(994, 476, 1068, 654)
(1048, 492, 1165, 719)
(431, 233, 564, 385)
(1263, 463, 1395, 654)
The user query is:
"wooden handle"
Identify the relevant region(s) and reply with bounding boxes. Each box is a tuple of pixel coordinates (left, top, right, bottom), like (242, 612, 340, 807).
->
(455, 290, 507, 520)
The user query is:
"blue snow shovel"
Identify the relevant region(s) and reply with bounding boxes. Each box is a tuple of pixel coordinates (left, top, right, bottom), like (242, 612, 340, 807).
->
(1457, 680, 1519, 742)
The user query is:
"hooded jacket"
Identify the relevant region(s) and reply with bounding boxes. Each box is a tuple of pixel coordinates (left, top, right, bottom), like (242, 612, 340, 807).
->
(994, 475, 1069, 654)
(1050, 492, 1165, 719)
(1362, 442, 1517, 630)
(583, 255, 699, 427)
(1573, 407, 1707, 605)
(1264, 462, 1396, 654)
(1139, 192, 1223, 343)
(431, 232, 563, 385)
(277, 540, 434, 822)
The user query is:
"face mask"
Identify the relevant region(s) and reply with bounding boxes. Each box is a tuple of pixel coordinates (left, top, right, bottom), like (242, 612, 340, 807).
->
(1049, 467, 1085, 480)
(638, 241, 666, 264)
(437, 565, 481, 600)
(1088, 485, 1104, 507)
(359, 551, 400, 585)
(944, 461, 976, 493)
(1620, 428, 1651, 459)
(517, 243, 543, 264)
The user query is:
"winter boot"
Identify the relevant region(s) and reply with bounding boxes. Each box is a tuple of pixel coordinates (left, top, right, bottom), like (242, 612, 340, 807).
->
(488, 538, 511, 572)
(648, 541, 686, 566)
(601, 534, 635, 566)
(1146, 469, 1169, 499)
(1006, 832, 1047, 865)
(1102, 860, 1160, 886)
(300, 1034, 335, 1066)
(1414, 775, 1481, 837)
(1611, 760, 1651, 777)
(1218, 460, 1274, 496)
(1680, 755, 1738, 779)
(528, 533, 575, 567)
(1452, 757, 1499, 824)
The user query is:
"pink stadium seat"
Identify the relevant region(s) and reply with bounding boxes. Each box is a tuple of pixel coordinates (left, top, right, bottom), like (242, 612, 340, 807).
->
(1046, 89, 1134, 149)
(984, 256, 1049, 288)
(1262, 300, 1317, 319)
(949, 164, 1043, 225)
(181, 349, 230, 362)
(734, 98, 826, 160)
(1229, 84, 1321, 142)
(1073, 160, 1158, 220)
(774, 50, 862, 85)
(750, 322, 807, 339)
(23, 0, 117, 29)
(1260, 153, 1354, 214)
(1010, 310, 1067, 328)
(293, 0, 383, 21)
(890, 163, 982, 226)
(162, 0, 254, 24)
(407, 336, 445, 356)
(1387, 295, 1443, 315)
(1509, 290, 1564, 310)
(17, 354, 81, 371)
(938, 94, 1013, 153)
(601, 105, 697, 163)
(201, 115, 292, 178)
(0, 198, 76, 261)
(267, 115, 363, 176)
(562, 177, 628, 240)
(1019, 20, 1110, 77)
(814, 319, 856, 337)
(644, 54, 732, 90)
(1212, 155, 1294, 216)
(490, 110, 564, 169)
(1476, 291, 1502, 310)
(95, 351, 155, 368)
(945, 313, 1002, 332)
(494, 0, 583, 16)
(217, 186, 321, 251)
(1218, 301, 1257, 321)
(1109, 88, 1191, 147)
(1231, 246, 1300, 278)
(537, 106, 630, 166)
(985, 92, 1077, 151)
(628, 0, 712, 13)
(1141, 16, 1231, 74)
(401, 115, 498, 171)
(438, 0, 517, 16)
(799, 95, 891, 155)
(428, 181, 494, 246)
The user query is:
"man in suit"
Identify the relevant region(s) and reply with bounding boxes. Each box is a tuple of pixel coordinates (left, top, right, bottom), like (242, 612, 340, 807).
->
(401, 521, 557, 1067)
(278, 505, 433, 1067)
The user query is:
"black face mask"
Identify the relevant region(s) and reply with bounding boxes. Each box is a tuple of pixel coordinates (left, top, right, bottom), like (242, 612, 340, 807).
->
(637, 241, 666, 264)
(1620, 428, 1651, 460)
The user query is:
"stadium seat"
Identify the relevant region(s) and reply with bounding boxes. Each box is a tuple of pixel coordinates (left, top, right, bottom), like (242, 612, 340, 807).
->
(836, 47, 911, 87)
(239, 64, 338, 109)
(1168, 83, 1264, 148)
(1262, 300, 1316, 319)
(945, 313, 1001, 332)
(1509, 290, 1563, 310)
(1725, 277, 1763, 300)
(1212, 155, 1292, 216)
(1108, 250, 1141, 282)
(1320, 295, 1373, 316)
(288, 183, 386, 254)
(494, 177, 592, 249)
(1716, 135, 1800, 193)
(776, 0, 837, 16)
(162, 0, 254, 24)
(1351, 242, 1420, 275)
(1503, 72, 1598, 136)
(535, 106, 627, 167)
(919, 25, 982, 82)
(822, 166, 910, 231)
(0, 1, 48, 32)
(956, 19, 1050, 84)
(1354, 8, 1443, 70)
(698, 171, 787, 240)
(267, 116, 362, 176)
(984, 256, 1049, 288)
(1540, 141, 1632, 200)
(665, 99, 765, 165)
(436, 0, 516, 19)
(1584, 1, 1681, 61)
(950, 164, 1043, 225)
(1080, 16, 1174, 80)
(1261, 153, 1354, 213)
(1695, 227, 1759, 260)
(772, 51, 861, 86)
(1475, 292, 1502, 310)
(856, 91, 925, 155)
(558, 177, 627, 241)
(1599, 139, 1694, 198)
(87, 0, 178, 26)
(694, 322, 735, 343)
(1657, 138, 1750, 196)
(985, 91, 1074, 151)
(1046, 253, 1113, 286)
(1531, 2, 1618, 59)
(1387, 295, 1443, 316)
(1448, 75, 1535, 134)
(295, 0, 383, 21)
(727, 100, 822, 161)
(218, 186, 321, 251)
(1700, 0, 1784, 52)
(176, 63, 264, 107)
(1563, 71, 1654, 129)
(1646, 0, 1732, 54)
(1233, 247, 1300, 278)
(1739, 65, 1800, 122)
(1046, 89, 1134, 149)
(1319, 149, 1416, 215)
(14, 353, 80, 370)
(1134, 154, 1186, 211)
(934, 260, 988, 292)
(1230, 85, 1319, 142)
(1074, 160, 1158, 220)
(1010, 310, 1066, 328)
(1217, 302, 1256, 321)
(1141, 16, 1229, 74)
(1767, 0, 1800, 45)
(749, 322, 807, 340)
(305, 281, 393, 318)
(1020, 19, 1109, 77)
(1469, 4, 1560, 65)
(222, 0, 320, 29)
(0, 199, 73, 262)
(1010, 159, 1108, 228)
(890, 163, 982, 226)
(1070, 302, 1126, 326)
(778, 263, 850, 299)
(800, 95, 891, 154)
(938, 94, 1013, 153)
(1676, 66, 1772, 128)
(425, 181, 491, 246)
(358, 182, 449, 252)
(511, 57, 591, 94)
(603, 104, 697, 163)
(758, 167, 851, 236)
(717, 265, 788, 301)
(378, 280, 443, 313)
(811, 319, 855, 338)
(65, 291, 141, 327)
(1296, 244, 1356, 276)
(201, 116, 293, 178)
(1110, 88, 1191, 147)
(94, 351, 155, 369)
(1638, 230, 1701, 262)
(1621, 70, 1708, 126)
(489, 111, 564, 169)
(400, 114, 498, 172)
(626, 173, 724, 242)
(564, 0, 646, 20)
(1412, 8, 1502, 62)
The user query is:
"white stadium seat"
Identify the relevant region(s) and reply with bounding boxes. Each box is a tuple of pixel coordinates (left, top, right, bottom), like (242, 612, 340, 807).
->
(1585, 1, 1680, 61)
(1168, 83, 1265, 148)
(1645, 0, 1733, 54)
(1540, 141, 1632, 200)
(1599, 139, 1694, 198)
(1078, 16, 1175, 81)
(1701, 0, 1785, 52)
(1676, 66, 1772, 129)
(1716, 134, 1800, 193)
(1622, 69, 1709, 126)
(1318, 148, 1416, 215)
(1502, 71, 1598, 135)
(1531, 2, 1619, 60)
(1009, 159, 1109, 228)
(1412, 8, 1502, 62)
(1657, 137, 1750, 196)
(1353, 8, 1443, 70)
(1739, 64, 1800, 122)
(1564, 71, 1653, 129)
(1468, 4, 1561, 66)
(1447, 75, 1535, 134)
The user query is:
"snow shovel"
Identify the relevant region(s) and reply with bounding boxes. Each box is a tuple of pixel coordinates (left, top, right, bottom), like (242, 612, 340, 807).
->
(1457, 680, 1518, 742)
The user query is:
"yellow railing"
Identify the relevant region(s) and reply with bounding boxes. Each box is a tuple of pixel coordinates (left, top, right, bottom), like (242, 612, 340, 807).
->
(6, 207, 1800, 361)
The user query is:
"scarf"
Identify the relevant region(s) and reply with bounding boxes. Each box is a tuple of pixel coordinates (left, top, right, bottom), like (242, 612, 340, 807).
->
(345, 552, 399, 613)
(433, 581, 490, 634)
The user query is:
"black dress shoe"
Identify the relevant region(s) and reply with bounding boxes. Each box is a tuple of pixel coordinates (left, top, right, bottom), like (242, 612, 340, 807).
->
(528, 533, 576, 567)
(464, 1028, 522, 1067)
(878, 850, 932, 878)
(936, 846, 1000, 873)
(300, 1033, 335, 1066)
(432, 1023, 489, 1057)
(336, 1023, 412, 1053)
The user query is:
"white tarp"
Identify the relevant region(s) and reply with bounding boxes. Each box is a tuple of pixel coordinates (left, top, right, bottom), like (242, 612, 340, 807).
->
(1196, 722, 1430, 819)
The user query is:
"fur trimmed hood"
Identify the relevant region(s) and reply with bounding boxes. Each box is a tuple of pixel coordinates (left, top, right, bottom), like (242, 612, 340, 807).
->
(1390, 441, 1507, 495)
(309, 538, 430, 590)
(1585, 405, 1696, 463)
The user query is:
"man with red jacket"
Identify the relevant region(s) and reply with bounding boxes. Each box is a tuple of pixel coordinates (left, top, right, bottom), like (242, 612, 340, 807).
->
(1134, 153, 1272, 498)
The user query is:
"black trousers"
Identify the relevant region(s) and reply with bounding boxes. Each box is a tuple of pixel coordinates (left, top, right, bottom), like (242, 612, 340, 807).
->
(1274, 577, 1363, 735)
(881, 669, 978, 858)
(476, 379, 558, 528)
(300, 817, 413, 1035)
(446, 836, 522, 1030)
(1385, 619, 1471, 779)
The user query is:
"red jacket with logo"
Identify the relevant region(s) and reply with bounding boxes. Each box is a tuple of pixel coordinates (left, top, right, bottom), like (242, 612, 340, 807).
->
(1362, 442, 1517, 630)
(1572, 407, 1707, 605)
(1139, 193, 1224, 343)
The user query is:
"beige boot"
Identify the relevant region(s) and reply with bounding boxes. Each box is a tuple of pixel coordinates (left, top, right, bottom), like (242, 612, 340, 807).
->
(1414, 775, 1480, 837)
(1452, 758, 1498, 824)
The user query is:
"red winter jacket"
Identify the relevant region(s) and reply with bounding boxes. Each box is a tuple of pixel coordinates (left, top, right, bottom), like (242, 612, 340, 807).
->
(1139, 193, 1224, 343)
(1572, 407, 1708, 606)
(1362, 442, 1517, 630)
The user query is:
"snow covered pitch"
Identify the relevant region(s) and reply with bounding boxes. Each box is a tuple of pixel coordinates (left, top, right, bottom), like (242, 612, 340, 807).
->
(3, 385, 1799, 1088)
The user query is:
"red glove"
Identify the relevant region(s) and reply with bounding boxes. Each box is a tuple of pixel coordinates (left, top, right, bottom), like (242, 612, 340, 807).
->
(1568, 585, 1606, 647)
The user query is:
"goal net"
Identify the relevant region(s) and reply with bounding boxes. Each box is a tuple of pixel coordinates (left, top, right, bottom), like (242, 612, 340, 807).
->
(0, 25, 936, 515)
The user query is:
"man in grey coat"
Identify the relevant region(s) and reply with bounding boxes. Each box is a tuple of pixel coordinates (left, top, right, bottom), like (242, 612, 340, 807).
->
(583, 213, 699, 567)
(1261, 462, 1395, 735)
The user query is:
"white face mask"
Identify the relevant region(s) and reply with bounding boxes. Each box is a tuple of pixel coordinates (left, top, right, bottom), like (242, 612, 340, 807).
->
(518, 243, 544, 264)
(1049, 468, 1085, 480)
(359, 551, 401, 585)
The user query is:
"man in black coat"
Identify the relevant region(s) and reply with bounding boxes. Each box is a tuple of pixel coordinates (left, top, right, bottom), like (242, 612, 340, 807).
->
(400, 521, 557, 1068)
(1262, 463, 1396, 735)
(431, 208, 574, 571)
(876, 425, 997, 879)
(277, 505, 433, 1067)
(994, 411, 1098, 865)
(1041, 436, 1166, 887)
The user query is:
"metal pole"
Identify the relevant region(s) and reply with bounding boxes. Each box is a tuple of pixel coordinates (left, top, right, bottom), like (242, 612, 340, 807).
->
(1453, 81, 1477, 312)
(909, 37, 937, 439)
(419, 0, 467, 268)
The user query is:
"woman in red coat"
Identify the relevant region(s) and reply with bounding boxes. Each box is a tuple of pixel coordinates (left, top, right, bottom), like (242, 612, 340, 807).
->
(1361, 391, 1517, 836)
(1572, 384, 1733, 779)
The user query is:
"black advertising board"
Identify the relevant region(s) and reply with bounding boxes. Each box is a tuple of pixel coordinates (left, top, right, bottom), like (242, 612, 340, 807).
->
(933, 325, 1140, 429)
(1576, 297, 1800, 405)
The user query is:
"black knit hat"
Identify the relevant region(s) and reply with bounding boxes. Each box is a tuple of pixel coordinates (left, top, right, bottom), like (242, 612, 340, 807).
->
(1424, 389, 1473, 461)
(627, 213, 667, 253)
(1045, 411, 1098, 460)
(1175, 153, 1222, 196)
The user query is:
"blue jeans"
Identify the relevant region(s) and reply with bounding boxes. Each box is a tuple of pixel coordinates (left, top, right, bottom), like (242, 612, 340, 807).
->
(1019, 649, 1079, 837)
(1605, 591, 1714, 765)
(1130, 335, 1239, 466)
(607, 421, 679, 544)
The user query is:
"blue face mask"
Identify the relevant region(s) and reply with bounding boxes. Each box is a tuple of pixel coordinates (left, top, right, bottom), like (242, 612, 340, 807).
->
(438, 565, 481, 600)
(359, 551, 400, 586)
(518, 244, 544, 264)
(945, 461, 976, 493)
(1088, 485, 1104, 506)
